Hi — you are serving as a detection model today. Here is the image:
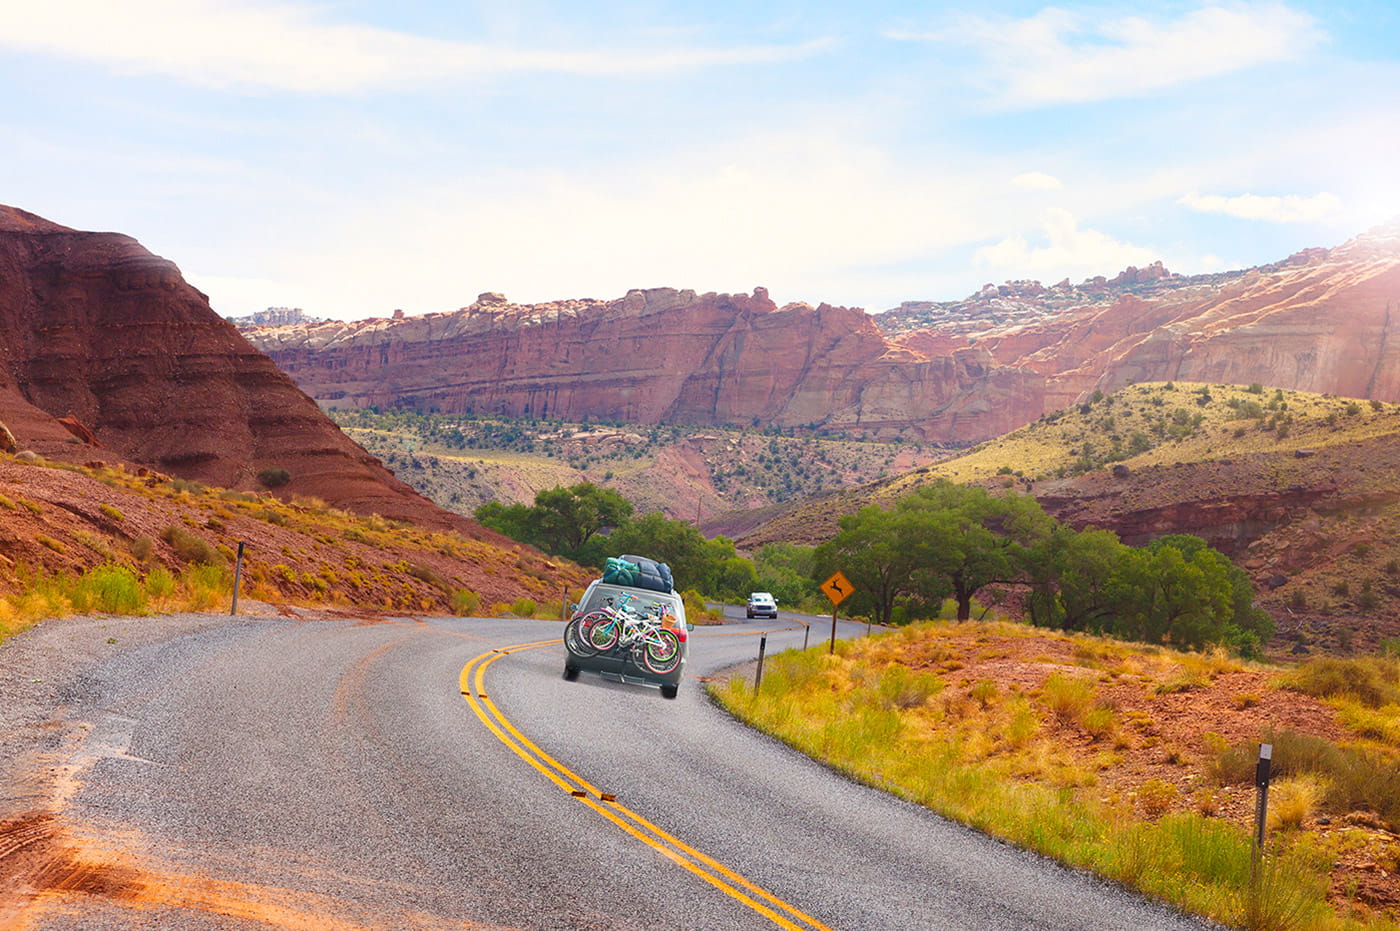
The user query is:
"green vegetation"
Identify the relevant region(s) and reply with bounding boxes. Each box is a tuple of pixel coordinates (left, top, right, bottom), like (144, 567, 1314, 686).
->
(256, 466, 291, 488)
(0, 561, 235, 641)
(477, 480, 821, 602)
(884, 381, 1400, 492)
(329, 408, 944, 516)
(714, 623, 1398, 930)
(476, 481, 632, 565)
(813, 480, 1271, 654)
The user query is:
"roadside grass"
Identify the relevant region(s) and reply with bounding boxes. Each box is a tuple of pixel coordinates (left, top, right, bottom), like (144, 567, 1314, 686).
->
(0, 458, 591, 644)
(713, 622, 1400, 931)
(0, 561, 237, 642)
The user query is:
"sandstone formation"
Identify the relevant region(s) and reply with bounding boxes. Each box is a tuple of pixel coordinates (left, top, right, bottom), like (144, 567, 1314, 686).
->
(889, 222, 1400, 418)
(247, 221, 1400, 446)
(247, 287, 1048, 443)
(0, 205, 502, 533)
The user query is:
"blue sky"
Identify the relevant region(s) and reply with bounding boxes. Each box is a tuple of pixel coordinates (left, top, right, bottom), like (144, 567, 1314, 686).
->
(2, 1, 1397, 320)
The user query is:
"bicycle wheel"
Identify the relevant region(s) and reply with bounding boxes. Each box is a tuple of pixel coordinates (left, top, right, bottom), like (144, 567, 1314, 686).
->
(640, 628, 682, 675)
(564, 615, 599, 657)
(586, 613, 622, 652)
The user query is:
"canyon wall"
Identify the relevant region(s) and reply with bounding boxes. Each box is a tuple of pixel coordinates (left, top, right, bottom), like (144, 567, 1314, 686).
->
(248, 222, 1400, 445)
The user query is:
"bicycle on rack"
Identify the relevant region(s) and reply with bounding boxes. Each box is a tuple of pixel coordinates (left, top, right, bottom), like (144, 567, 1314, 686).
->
(564, 594, 684, 675)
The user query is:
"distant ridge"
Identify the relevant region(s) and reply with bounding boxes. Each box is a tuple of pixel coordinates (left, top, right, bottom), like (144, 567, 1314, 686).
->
(247, 222, 1400, 446)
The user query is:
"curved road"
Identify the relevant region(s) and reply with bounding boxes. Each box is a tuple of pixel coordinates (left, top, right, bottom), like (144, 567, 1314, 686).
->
(0, 608, 1213, 930)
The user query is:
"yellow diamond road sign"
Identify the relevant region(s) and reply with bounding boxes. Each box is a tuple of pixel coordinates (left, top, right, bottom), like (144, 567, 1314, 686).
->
(821, 571, 854, 607)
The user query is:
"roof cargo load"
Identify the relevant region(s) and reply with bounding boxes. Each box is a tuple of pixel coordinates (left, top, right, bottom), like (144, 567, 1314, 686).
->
(601, 554, 673, 592)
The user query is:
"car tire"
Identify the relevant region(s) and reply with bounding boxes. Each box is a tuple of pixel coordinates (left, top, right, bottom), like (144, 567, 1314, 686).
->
(660, 684, 678, 699)
(563, 664, 579, 681)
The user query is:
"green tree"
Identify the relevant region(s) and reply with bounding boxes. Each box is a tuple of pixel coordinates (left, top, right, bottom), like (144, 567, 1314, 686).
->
(897, 482, 1055, 621)
(1026, 526, 1127, 632)
(475, 482, 631, 564)
(813, 504, 918, 627)
(533, 483, 633, 556)
(752, 543, 817, 606)
(1104, 535, 1273, 654)
(473, 500, 540, 548)
(606, 511, 715, 592)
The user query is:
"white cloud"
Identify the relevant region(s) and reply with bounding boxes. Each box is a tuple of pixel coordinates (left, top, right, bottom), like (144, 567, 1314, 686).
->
(217, 131, 1040, 319)
(1011, 171, 1063, 191)
(910, 3, 1323, 106)
(973, 208, 1160, 280)
(1178, 191, 1343, 223)
(0, 0, 832, 93)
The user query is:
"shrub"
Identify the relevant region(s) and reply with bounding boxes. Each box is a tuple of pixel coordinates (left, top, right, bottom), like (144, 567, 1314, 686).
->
(1268, 775, 1328, 831)
(35, 534, 66, 554)
(130, 536, 154, 562)
(72, 564, 146, 616)
(1041, 673, 1095, 723)
(1082, 705, 1117, 741)
(1281, 656, 1400, 708)
(451, 589, 481, 616)
(511, 597, 537, 617)
(98, 503, 124, 521)
(874, 665, 943, 710)
(161, 525, 223, 566)
(1137, 778, 1180, 818)
(1211, 728, 1400, 828)
(144, 565, 176, 599)
(171, 478, 207, 496)
(407, 562, 450, 591)
(970, 678, 998, 708)
(181, 564, 231, 610)
(257, 467, 291, 488)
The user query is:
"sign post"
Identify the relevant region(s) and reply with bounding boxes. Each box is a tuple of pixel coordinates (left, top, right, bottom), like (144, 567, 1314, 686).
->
(820, 571, 854, 655)
(1251, 743, 1273, 889)
(230, 541, 245, 616)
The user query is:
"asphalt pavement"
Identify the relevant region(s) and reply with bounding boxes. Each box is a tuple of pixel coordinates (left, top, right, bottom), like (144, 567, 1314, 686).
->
(0, 607, 1217, 930)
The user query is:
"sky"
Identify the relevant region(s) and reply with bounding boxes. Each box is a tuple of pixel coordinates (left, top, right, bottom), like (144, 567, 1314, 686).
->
(2, 0, 1398, 320)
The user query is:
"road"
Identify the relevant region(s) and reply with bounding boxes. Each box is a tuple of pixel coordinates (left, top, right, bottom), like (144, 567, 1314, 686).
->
(0, 607, 1214, 930)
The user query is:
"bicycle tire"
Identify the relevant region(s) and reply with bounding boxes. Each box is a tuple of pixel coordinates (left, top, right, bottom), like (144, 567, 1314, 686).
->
(586, 613, 622, 652)
(640, 627, 682, 675)
(564, 615, 599, 657)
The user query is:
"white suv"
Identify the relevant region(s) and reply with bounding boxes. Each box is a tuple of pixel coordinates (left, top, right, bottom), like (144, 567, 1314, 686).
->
(746, 592, 778, 619)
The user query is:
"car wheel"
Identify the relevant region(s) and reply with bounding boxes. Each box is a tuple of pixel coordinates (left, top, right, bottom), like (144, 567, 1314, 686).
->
(660, 684, 678, 699)
(563, 665, 579, 681)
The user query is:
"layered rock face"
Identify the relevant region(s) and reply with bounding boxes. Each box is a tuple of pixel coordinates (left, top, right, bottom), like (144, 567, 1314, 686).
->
(965, 223, 1400, 412)
(0, 205, 485, 529)
(249, 287, 1048, 443)
(248, 222, 1400, 445)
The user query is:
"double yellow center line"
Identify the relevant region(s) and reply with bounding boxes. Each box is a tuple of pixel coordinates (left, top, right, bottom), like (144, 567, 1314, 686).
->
(459, 640, 833, 931)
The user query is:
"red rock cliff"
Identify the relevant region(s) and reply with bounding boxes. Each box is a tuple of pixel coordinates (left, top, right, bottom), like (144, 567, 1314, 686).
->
(0, 205, 489, 530)
(249, 287, 1047, 442)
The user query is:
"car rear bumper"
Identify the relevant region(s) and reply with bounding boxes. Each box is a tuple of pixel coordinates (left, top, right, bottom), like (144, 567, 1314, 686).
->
(564, 642, 686, 687)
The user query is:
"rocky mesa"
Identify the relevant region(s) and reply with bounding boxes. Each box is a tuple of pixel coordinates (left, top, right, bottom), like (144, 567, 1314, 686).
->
(246, 288, 1048, 443)
(248, 222, 1400, 446)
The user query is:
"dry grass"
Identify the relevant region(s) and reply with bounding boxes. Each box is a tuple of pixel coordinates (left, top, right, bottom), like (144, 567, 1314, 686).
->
(713, 620, 1400, 930)
(882, 382, 1400, 494)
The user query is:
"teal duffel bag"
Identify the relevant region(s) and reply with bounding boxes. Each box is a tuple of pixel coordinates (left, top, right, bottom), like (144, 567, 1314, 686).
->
(602, 556, 640, 586)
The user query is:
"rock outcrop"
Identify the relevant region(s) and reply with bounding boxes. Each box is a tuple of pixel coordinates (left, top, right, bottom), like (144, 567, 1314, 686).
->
(248, 286, 1048, 443)
(247, 220, 1400, 446)
(0, 205, 499, 532)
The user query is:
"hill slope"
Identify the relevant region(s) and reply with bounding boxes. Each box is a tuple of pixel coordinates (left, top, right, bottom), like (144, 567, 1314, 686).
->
(738, 382, 1400, 655)
(0, 205, 506, 538)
